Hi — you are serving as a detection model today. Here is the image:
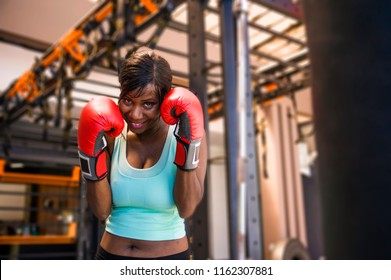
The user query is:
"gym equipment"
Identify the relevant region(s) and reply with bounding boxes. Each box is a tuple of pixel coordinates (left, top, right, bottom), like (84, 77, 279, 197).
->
(270, 238, 310, 260)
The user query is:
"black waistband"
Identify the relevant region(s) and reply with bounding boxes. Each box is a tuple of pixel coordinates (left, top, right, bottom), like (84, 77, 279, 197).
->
(95, 245, 190, 260)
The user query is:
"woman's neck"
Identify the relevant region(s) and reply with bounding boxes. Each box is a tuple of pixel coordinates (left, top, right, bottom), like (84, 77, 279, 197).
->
(129, 118, 168, 144)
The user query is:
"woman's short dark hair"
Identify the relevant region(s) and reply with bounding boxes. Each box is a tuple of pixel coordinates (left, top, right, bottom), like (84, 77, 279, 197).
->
(119, 47, 172, 105)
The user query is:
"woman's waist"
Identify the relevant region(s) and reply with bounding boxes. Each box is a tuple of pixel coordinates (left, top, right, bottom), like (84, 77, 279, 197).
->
(107, 206, 184, 238)
(100, 231, 189, 258)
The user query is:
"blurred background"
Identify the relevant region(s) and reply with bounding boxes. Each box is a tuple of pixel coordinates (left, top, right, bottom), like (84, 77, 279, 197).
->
(0, 0, 390, 260)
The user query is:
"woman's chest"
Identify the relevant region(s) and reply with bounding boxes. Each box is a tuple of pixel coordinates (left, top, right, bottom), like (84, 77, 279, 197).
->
(111, 173, 176, 210)
(126, 138, 166, 169)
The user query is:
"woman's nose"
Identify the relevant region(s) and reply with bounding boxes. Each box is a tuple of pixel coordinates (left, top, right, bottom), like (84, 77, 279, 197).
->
(129, 105, 143, 120)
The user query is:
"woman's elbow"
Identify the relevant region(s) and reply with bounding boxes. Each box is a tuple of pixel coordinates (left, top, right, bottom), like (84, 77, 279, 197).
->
(177, 201, 200, 219)
(178, 209, 194, 219)
(96, 213, 110, 222)
(92, 207, 111, 222)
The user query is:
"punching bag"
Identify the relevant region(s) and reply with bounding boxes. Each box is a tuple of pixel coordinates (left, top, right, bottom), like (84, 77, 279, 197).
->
(301, 0, 391, 259)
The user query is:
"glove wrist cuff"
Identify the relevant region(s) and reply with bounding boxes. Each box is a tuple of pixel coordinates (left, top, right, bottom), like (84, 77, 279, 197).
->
(174, 138, 201, 171)
(78, 149, 107, 181)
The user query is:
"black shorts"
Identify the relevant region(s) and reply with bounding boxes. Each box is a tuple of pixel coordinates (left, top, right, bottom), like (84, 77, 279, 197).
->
(95, 245, 190, 260)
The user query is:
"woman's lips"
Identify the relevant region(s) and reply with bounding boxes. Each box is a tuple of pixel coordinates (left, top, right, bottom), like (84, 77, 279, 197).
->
(129, 122, 144, 129)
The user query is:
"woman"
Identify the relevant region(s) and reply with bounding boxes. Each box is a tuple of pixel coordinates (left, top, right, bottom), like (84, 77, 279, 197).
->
(77, 47, 207, 260)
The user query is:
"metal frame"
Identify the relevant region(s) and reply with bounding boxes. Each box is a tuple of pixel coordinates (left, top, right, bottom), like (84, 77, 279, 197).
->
(252, 0, 303, 20)
(187, 0, 210, 260)
(220, 0, 239, 260)
(234, 0, 263, 260)
(0, 2, 309, 126)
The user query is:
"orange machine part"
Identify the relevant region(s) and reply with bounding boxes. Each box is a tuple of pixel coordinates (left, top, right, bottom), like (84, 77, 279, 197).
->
(135, 0, 159, 25)
(7, 70, 39, 102)
(0, 222, 77, 245)
(0, 160, 80, 188)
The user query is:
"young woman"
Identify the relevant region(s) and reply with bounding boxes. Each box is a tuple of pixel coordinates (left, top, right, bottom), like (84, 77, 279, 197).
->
(77, 47, 207, 260)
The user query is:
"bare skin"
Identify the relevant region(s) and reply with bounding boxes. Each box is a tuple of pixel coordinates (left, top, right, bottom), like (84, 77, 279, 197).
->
(86, 86, 207, 258)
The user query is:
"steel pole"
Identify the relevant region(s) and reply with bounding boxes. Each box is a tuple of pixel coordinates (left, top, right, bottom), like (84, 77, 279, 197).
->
(234, 0, 249, 260)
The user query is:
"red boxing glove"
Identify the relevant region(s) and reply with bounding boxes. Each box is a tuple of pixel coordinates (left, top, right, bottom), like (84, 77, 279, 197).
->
(161, 87, 204, 170)
(78, 96, 124, 180)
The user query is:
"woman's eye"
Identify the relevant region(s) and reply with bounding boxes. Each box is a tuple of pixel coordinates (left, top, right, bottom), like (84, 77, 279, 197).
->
(144, 102, 154, 109)
(122, 98, 132, 105)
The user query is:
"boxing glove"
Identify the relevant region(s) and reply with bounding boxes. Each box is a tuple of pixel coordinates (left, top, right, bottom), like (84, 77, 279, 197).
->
(78, 96, 124, 180)
(161, 87, 204, 170)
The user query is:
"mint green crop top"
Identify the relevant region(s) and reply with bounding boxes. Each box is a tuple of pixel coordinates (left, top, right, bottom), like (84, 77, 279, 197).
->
(105, 125, 186, 241)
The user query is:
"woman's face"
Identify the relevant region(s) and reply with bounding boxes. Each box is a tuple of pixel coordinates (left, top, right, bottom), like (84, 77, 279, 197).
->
(118, 85, 161, 135)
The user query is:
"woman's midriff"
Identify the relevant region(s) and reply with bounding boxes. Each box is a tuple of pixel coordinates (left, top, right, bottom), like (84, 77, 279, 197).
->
(100, 231, 189, 258)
